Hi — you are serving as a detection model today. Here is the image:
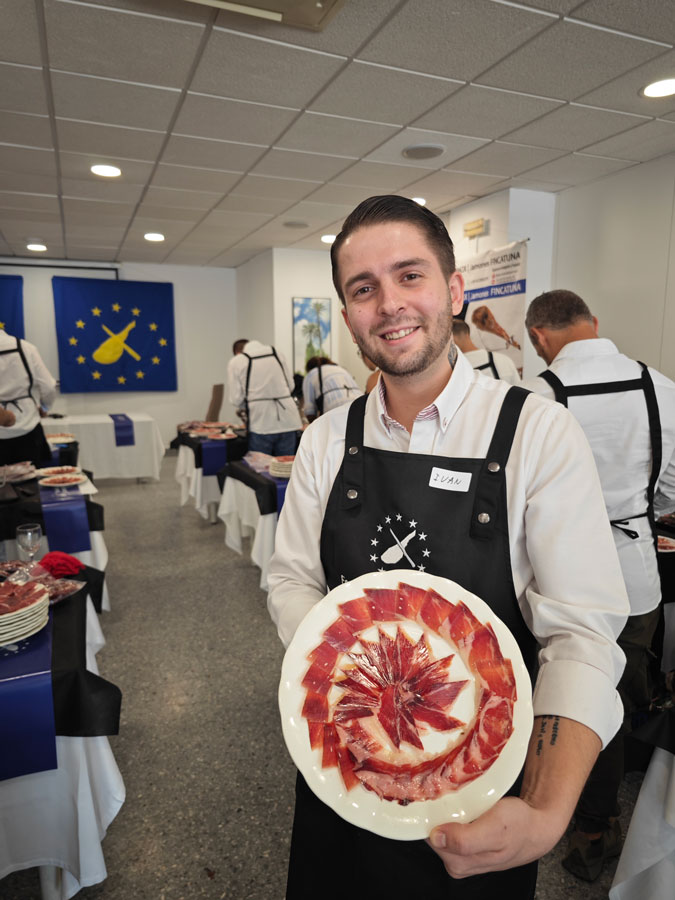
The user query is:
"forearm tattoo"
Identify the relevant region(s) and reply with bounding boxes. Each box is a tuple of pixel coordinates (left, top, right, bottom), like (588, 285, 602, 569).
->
(534, 715, 560, 756)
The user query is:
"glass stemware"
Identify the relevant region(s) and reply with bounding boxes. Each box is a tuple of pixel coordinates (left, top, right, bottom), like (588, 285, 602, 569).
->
(16, 523, 43, 571)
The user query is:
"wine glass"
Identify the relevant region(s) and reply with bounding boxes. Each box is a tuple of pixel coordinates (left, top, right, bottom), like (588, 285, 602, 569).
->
(16, 523, 43, 572)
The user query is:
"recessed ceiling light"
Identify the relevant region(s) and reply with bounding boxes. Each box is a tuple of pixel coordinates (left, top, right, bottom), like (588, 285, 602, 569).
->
(411, 197, 426, 206)
(283, 220, 309, 229)
(26, 242, 47, 252)
(144, 232, 165, 242)
(402, 144, 444, 160)
(642, 78, 675, 98)
(321, 234, 336, 244)
(91, 164, 121, 178)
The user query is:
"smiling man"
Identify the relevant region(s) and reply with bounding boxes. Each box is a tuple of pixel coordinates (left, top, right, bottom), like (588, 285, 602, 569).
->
(267, 196, 629, 900)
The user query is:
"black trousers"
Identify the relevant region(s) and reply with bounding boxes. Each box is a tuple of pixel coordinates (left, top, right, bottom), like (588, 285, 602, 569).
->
(575, 604, 661, 833)
(286, 773, 538, 900)
(0, 423, 51, 467)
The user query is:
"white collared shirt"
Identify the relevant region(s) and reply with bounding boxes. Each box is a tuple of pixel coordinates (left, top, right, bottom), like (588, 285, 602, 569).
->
(268, 351, 630, 748)
(0, 331, 56, 439)
(523, 338, 675, 616)
(464, 348, 521, 385)
(227, 340, 302, 435)
(302, 364, 363, 417)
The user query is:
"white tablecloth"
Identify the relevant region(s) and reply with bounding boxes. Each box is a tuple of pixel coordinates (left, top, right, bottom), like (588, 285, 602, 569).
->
(610, 748, 675, 900)
(174, 444, 222, 519)
(43, 414, 165, 480)
(218, 476, 276, 590)
(0, 599, 125, 899)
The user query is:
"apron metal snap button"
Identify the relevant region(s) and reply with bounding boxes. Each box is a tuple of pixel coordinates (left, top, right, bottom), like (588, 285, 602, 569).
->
(487, 461, 500, 473)
(477, 512, 490, 524)
(347, 489, 358, 500)
(348, 446, 359, 455)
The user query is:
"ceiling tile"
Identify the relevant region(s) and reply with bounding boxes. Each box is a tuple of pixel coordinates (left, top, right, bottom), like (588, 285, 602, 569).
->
(135, 203, 204, 223)
(56, 119, 165, 160)
(502, 104, 648, 151)
(402, 169, 506, 208)
(1, 64, 48, 115)
(276, 112, 399, 157)
(65, 245, 119, 261)
(364, 128, 489, 169)
(192, 29, 345, 107)
(0, 172, 58, 194)
(331, 160, 429, 190)
(151, 164, 242, 193)
(44, 0, 206, 87)
(162, 135, 263, 171)
(65, 0, 213, 23)
(62, 197, 135, 218)
(0, 0, 42, 66)
(59, 151, 154, 183)
(581, 119, 675, 161)
(301, 182, 381, 206)
(10, 241, 64, 256)
(60, 177, 145, 204)
(207, 247, 261, 267)
(359, 0, 554, 82)
(523, 152, 636, 185)
(572, 0, 675, 44)
(0, 112, 52, 149)
(251, 149, 353, 181)
(0, 192, 59, 213)
(3, 220, 63, 240)
(213, 0, 399, 57)
(275, 199, 354, 230)
(475, 19, 668, 101)
(0, 207, 62, 224)
(174, 93, 298, 144)
(197, 208, 273, 230)
(143, 186, 223, 210)
(232, 174, 319, 201)
(215, 193, 296, 215)
(446, 141, 567, 177)
(51, 71, 180, 131)
(575, 49, 675, 117)
(413, 85, 563, 140)
(0, 144, 56, 176)
(65, 223, 128, 242)
(309, 61, 462, 126)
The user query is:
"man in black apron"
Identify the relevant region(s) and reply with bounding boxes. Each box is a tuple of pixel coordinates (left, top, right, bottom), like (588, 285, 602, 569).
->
(268, 197, 629, 899)
(303, 355, 362, 420)
(525, 289, 675, 881)
(0, 330, 55, 466)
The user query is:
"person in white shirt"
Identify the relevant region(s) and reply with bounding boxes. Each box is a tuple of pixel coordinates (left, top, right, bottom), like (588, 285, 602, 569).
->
(227, 338, 301, 456)
(302, 356, 362, 421)
(267, 195, 629, 899)
(523, 288, 675, 881)
(0, 329, 56, 465)
(452, 318, 521, 384)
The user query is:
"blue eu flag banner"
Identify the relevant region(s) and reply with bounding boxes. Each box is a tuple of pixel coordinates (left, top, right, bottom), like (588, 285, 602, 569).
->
(52, 277, 178, 393)
(0, 275, 25, 339)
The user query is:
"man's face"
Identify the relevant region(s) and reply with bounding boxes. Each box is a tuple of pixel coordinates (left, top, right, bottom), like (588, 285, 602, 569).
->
(338, 221, 464, 380)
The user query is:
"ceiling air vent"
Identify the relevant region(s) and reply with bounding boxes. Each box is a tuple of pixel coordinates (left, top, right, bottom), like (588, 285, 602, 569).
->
(182, 0, 346, 30)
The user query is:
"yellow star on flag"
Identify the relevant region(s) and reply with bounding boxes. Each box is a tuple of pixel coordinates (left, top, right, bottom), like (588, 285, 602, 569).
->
(152, 356, 160, 365)
(92, 307, 101, 317)
(76, 319, 85, 329)
(136, 370, 145, 379)
(132, 307, 140, 316)
(112, 303, 121, 312)
(77, 355, 86, 364)
(149, 322, 158, 331)
(69, 336, 78, 346)
(118, 376, 126, 384)
(92, 371, 101, 380)
(0, 322, 5, 330)
(159, 338, 167, 346)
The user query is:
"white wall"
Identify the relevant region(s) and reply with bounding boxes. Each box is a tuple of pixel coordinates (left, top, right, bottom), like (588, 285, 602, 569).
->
(235, 250, 275, 348)
(554, 152, 675, 379)
(0, 259, 237, 444)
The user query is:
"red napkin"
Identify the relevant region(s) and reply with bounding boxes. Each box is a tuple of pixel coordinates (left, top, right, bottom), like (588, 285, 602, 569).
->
(40, 551, 85, 577)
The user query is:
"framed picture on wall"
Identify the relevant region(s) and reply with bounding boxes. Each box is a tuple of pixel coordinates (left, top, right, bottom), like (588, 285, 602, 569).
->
(292, 297, 331, 375)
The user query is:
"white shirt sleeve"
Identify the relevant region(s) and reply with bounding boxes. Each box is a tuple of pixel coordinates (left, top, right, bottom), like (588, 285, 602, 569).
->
(302, 371, 317, 418)
(227, 356, 245, 409)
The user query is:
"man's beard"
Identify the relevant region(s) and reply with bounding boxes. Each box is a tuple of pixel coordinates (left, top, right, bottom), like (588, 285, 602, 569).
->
(354, 292, 454, 378)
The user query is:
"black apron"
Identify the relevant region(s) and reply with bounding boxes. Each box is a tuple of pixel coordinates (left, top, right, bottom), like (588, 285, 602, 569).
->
(243, 347, 293, 432)
(475, 350, 499, 379)
(0, 338, 51, 466)
(539, 365, 662, 551)
(286, 387, 538, 900)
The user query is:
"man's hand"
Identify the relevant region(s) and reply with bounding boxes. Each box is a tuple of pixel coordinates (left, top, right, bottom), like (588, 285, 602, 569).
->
(428, 715, 601, 878)
(0, 408, 16, 427)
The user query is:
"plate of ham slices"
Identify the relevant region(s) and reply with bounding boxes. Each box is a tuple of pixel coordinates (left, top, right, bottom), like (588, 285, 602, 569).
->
(279, 570, 533, 839)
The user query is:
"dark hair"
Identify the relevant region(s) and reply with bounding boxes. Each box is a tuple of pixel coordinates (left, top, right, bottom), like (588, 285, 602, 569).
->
(330, 195, 456, 303)
(525, 291, 594, 331)
(232, 338, 249, 355)
(306, 355, 332, 373)
(451, 319, 470, 337)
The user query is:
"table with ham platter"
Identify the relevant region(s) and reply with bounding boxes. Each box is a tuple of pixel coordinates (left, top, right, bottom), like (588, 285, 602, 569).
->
(173, 422, 247, 522)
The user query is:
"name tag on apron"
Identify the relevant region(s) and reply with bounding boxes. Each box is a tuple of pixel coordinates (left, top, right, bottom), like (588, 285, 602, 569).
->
(429, 467, 472, 492)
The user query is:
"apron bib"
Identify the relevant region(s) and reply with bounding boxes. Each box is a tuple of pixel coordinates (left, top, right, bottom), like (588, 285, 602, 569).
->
(286, 387, 538, 900)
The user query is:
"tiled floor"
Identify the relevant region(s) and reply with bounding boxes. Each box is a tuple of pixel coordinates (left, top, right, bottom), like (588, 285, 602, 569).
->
(1, 454, 643, 899)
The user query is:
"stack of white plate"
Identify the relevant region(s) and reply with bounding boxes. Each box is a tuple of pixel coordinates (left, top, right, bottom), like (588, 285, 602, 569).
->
(0, 582, 50, 646)
(269, 455, 295, 478)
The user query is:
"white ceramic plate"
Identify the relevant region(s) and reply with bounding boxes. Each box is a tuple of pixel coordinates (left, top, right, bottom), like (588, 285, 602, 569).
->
(39, 474, 87, 487)
(0, 613, 49, 647)
(279, 570, 533, 840)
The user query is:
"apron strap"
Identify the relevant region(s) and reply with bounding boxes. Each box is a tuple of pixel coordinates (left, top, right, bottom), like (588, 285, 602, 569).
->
(538, 369, 567, 405)
(638, 362, 662, 531)
(317, 365, 324, 415)
(340, 393, 368, 509)
(476, 351, 499, 379)
(470, 386, 530, 541)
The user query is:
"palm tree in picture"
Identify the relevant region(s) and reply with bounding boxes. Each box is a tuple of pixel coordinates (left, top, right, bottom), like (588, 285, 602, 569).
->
(311, 300, 328, 355)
